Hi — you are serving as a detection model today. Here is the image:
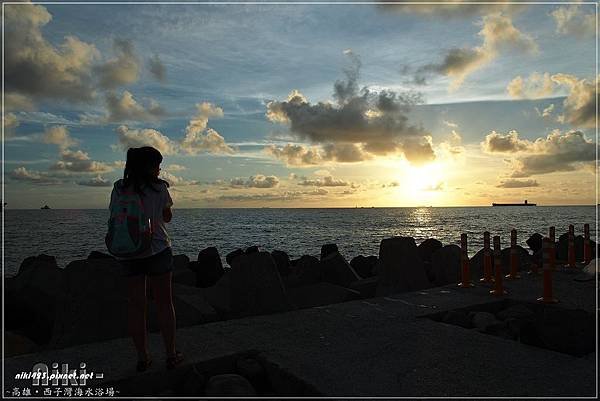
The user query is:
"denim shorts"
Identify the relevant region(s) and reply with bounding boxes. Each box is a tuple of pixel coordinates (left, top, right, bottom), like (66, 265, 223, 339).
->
(120, 247, 174, 277)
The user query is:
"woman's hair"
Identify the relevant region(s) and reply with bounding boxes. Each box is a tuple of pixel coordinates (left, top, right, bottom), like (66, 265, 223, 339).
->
(122, 146, 169, 196)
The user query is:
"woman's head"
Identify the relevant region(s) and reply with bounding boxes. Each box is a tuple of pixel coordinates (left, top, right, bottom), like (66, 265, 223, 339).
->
(122, 146, 168, 194)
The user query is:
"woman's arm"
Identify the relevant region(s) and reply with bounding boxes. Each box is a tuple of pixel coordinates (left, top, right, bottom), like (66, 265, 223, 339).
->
(163, 207, 172, 223)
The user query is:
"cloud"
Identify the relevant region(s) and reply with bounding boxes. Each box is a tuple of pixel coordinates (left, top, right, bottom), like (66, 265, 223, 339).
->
(481, 130, 532, 153)
(551, 74, 597, 128)
(77, 175, 112, 187)
(42, 125, 78, 150)
(230, 175, 280, 189)
(159, 171, 198, 186)
(180, 102, 234, 155)
(5, 92, 35, 111)
(510, 130, 597, 177)
(551, 5, 595, 38)
(50, 149, 113, 173)
(105, 90, 166, 122)
(10, 167, 60, 185)
(535, 104, 555, 119)
(298, 175, 349, 187)
(115, 125, 178, 155)
(418, 13, 538, 89)
(265, 53, 433, 165)
(507, 72, 555, 99)
(379, 0, 525, 17)
(264, 144, 323, 166)
(165, 164, 187, 172)
(4, 2, 100, 103)
(95, 39, 140, 89)
(382, 181, 400, 188)
(210, 189, 328, 203)
(4, 113, 20, 138)
(438, 130, 465, 157)
(423, 181, 445, 191)
(496, 179, 539, 188)
(148, 54, 166, 83)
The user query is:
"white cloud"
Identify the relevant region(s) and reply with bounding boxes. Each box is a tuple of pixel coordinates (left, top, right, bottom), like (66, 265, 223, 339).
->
(115, 125, 178, 155)
(50, 149, 113, 174)
(42, 125, 78, 150)
(551, 5, 595, 38)
(230, 175, 280, 189)
(298, 175, 349, 187)
(507, 72, 555, 99)
(180, 102, 234, 155)
(77, 175, 112, 187)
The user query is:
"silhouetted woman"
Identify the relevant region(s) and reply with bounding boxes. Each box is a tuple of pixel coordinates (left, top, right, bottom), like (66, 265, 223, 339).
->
(109, 146, 183, 371)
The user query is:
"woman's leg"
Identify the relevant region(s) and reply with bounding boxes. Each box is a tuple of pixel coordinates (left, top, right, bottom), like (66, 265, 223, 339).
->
(148, 271, 176, 357)
(127, 275, 150, 361)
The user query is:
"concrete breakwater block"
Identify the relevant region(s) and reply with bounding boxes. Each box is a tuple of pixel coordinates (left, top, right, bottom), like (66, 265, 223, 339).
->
(191, 246, 225, 288)
(229, 251, 291, 316)
(320, 251, 361, 287)
(430, 244, 461, 286)
(287, 282, 361, 309)
(376, 237, 430, 296)
(350, 255, 378, 278)
(205, 374, 257, 396)
(5, 254, 64, 345)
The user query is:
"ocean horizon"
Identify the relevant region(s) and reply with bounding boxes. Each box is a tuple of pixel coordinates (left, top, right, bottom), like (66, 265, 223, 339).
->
(4, 206, 596, 277)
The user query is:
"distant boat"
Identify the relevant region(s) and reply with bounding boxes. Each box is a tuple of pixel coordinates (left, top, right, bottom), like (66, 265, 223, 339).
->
(41, 205, 51, 209)
(492, 200, 536, 207)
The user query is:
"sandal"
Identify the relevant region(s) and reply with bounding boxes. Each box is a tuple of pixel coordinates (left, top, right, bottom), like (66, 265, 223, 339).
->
(166, 350, 184, 370)
(136, 358, 152, 372)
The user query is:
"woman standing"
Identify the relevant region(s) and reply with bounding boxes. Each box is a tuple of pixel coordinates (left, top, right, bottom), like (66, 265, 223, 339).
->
(109, 146, 184, 371)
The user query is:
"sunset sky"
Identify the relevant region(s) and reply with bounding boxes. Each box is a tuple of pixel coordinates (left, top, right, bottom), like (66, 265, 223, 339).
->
(3, 1, 597, 208)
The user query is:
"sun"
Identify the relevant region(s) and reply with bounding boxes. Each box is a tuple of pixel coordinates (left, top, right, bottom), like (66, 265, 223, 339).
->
(399, 162, 447, 205)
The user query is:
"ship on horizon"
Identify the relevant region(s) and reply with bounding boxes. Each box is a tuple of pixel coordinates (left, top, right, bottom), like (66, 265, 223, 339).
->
(492, 200, 536, 207)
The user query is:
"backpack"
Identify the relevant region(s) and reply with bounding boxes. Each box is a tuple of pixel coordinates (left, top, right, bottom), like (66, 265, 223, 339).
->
(105, 184, 152, 257)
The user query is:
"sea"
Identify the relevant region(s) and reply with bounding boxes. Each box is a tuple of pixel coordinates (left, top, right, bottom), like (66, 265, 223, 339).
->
(3, 206, 597, 277)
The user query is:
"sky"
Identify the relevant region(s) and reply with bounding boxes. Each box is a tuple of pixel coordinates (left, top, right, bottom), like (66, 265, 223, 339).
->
(3, 0, 598, 208)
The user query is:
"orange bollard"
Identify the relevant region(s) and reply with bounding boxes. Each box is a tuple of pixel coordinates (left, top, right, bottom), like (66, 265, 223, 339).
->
(506, 229, 520, 279)
(490, 236, 507, 296)
(583, 223, 591, 264)
(567, 224, 576, 268)
(458, 233, 474, 288)
(538, 237, 558, 304)
(480, 231, 493, 283)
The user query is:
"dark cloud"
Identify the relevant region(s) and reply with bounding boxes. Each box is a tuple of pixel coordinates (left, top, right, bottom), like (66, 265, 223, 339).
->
(510, 130, 597, 177)
(481, 130, 532, 153)
(95, 39, 141, 89)
(496, 179, 539, 188)
(265, 52, 433, 165)
(412, 13, 538, 89)
(551, 74, 597, 129)
(148, 54, 166, 83)
(4, 2, 99, 104)
(106, 91, 166, 122)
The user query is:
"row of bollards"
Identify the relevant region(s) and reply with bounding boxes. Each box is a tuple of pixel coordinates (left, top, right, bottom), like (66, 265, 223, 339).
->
(458, 224, 593, 304)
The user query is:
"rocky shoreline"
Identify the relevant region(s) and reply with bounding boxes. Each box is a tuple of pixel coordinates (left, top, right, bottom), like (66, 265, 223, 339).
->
(4, 231, 597, 358)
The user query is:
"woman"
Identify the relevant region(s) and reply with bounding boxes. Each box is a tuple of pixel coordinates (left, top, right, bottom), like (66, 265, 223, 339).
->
(109, 146, 184, 371)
